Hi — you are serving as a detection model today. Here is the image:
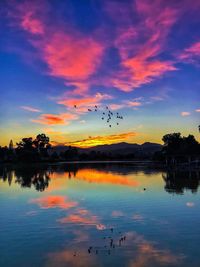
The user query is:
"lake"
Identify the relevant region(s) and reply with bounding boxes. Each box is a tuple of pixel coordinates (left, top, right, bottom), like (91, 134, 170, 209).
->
(0, 163, 200, 267)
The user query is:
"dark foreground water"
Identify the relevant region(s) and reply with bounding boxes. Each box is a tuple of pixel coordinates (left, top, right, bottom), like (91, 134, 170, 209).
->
(0, 163, 200, 267)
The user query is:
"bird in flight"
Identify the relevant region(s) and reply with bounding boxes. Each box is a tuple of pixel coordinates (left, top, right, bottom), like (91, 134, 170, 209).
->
(73, 103, 124, 128)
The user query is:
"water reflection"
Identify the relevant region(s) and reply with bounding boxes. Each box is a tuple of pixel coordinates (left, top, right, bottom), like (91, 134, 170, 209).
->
(162, 171, 200, 194)
(0, 164, 200, 194)
(0, 166, 50, 191)
(46, 230, 185, 267)
(0, 163, 200, 267)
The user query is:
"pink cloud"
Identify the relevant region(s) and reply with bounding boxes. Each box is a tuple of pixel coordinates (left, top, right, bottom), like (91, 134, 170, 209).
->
(195, 109, 200, 112)
(126, 101, 142, 107)
(57, 92, 113, 113)
(104, 1, 179, 92)
(9, 1, 104, 95)
(41, 32, 104, 86)
(181, 111, 190, 117)
(21, 12, 44, 34)
(179, 41, 200, 65)
(8, 0, 200, 98)
(32, 113, 78, 125)
(58, 208, 106, 230)
(186, 202, 195, 207)
(109, 104, 125, 110)
(20, 106, 41, 112)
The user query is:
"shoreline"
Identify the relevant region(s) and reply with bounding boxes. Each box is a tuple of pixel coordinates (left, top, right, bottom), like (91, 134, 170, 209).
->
(1, 160, 200, 171)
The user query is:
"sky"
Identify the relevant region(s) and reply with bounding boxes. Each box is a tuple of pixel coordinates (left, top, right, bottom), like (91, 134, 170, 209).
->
(0, 0, 200, 147)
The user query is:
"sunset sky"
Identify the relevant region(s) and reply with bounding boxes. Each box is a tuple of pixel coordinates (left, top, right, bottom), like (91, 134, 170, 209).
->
(0, 0, 200, 147)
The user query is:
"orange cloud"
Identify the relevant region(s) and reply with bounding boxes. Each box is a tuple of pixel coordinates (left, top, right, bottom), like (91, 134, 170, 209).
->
(30, 195, 78, 209)
(67, 132, 137, 148)
(31, 113, 78, 125)
(20, 105, 41, 112)
(73, 169, 139, 187)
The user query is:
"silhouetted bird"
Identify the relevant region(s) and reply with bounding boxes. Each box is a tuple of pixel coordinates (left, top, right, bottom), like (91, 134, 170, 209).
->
(74, 105, 77, 108)
(88, 109, 92, 112)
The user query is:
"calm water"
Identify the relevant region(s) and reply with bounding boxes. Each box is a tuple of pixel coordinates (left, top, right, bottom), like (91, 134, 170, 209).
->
(0, 163, 200, 267)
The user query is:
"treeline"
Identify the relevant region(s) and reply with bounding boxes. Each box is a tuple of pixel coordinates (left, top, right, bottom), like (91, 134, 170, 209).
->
(0, 132, 200, 164)
(154, 133, 200, 164)
(0, 134, 51, 163)
(0, 133, 135, 163)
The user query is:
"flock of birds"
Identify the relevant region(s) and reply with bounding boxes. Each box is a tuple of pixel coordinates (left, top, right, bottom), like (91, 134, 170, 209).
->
(74, 105, 124, 128)
(73, 227, 127, 257)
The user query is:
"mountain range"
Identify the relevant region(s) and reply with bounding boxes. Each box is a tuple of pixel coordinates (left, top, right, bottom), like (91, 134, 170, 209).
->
(51, 142, 162, 156)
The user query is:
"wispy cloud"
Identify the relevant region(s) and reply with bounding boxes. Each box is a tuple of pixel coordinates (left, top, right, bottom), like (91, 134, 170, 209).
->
(57, 92, 113, 113)
(20, 105, 41, 112)
(126, 101, 142, 107)
(179, 41, 200, 65)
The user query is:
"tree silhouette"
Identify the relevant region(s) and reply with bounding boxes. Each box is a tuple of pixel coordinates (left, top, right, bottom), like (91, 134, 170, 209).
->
(162, 133, 182, 156)
(33, 134, 51, 151)
(15, 134, 51, 162)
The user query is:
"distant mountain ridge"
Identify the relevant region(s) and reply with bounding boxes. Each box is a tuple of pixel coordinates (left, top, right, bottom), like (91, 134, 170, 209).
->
(51, 142, 162, 155)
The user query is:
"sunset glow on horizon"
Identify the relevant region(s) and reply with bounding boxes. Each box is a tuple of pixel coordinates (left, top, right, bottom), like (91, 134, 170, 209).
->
(0, 0, 200, 147)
